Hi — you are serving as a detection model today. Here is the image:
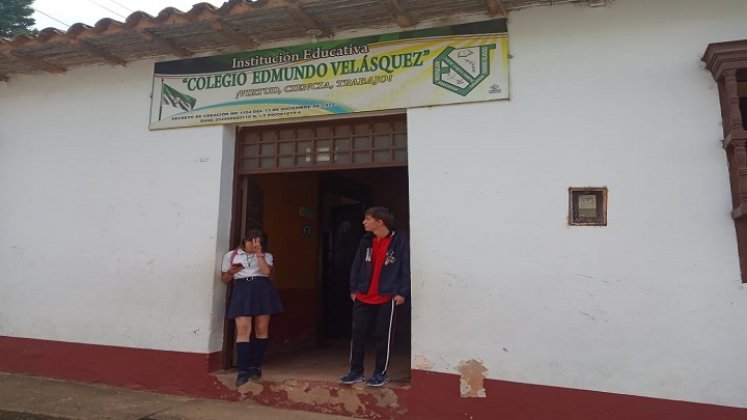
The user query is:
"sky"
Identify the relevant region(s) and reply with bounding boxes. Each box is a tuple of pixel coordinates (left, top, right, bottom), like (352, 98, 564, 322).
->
(31, 0, 228, 31)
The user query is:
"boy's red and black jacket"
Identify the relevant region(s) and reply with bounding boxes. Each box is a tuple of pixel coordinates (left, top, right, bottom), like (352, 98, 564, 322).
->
(349, 230, 411, 298)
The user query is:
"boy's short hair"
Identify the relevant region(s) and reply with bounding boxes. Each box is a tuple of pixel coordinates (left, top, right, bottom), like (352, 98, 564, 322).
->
(365, 206, 395, 229)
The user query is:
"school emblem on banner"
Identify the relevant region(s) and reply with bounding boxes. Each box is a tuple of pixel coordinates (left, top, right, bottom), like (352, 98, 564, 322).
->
(432, 45, 497, 97)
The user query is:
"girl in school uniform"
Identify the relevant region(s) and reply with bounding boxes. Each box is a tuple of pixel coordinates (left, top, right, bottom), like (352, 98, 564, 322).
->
(221, 229, 283, 386)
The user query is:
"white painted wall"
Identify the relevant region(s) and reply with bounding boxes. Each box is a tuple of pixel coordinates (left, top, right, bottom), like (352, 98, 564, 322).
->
(409, 0, 747, 409)
(0, 60, 232, 353)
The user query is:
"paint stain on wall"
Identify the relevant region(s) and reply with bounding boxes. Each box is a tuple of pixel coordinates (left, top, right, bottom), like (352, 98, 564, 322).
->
(413, 354, 434, 370)
(458, 359, 487, 398)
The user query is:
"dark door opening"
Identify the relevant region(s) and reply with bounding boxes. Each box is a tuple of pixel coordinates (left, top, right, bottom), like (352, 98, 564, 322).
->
(317, 169, 411, 346)
(322, 203, 364, 339)
(319, 172, 372, 340)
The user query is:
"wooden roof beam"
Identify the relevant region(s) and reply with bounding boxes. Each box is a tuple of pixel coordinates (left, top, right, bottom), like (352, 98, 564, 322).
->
(138, 29, 192, 58)
(209, 20, 259, 50)
(6, 50, 66, 74)
(485, 0, 507, 16)
(70, 39, 127, 66)
(381, 0, 415, 28)
(193, 7, 258, 50)
(286, 2, 333, 38)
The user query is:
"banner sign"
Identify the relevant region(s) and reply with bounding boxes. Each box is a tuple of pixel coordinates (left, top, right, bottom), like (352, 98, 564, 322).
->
(149, 20, 508, 130)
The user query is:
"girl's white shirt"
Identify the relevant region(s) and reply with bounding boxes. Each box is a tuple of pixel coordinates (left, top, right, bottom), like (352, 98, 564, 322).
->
(221, 248, 274, 278)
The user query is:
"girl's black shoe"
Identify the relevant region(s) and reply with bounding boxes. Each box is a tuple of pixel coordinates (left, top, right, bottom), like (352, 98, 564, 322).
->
(235, 371, 249, 387)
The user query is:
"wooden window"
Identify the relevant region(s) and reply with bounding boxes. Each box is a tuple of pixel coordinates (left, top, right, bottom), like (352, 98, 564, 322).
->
(703, 40, 747, 282)
(237, 115, 407, 173)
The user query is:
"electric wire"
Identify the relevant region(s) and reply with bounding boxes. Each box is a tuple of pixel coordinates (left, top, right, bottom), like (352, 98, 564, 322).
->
(31, 7, 70, 28)
(102, 0, 134, 13)
(85, 0, 128, 19)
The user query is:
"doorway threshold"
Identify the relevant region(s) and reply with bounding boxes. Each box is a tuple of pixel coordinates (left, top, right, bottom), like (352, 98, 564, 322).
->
(213, 340, 411, 419)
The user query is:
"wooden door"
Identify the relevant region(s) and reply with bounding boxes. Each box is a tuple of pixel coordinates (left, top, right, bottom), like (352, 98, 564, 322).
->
(223, 176, 263, 369)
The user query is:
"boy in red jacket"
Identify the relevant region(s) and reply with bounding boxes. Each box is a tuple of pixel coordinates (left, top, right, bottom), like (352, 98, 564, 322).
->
(339, 206, 410, 387)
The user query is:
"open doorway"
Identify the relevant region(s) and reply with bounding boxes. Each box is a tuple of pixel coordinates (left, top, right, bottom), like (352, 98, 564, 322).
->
(222, 115, 411, 383)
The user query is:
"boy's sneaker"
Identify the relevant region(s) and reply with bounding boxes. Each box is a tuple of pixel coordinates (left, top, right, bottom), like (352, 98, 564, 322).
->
(366, 372, 390, 387)
(235, 371, 249, 387)
(339, 371, 365, 384)
(248, 367, 262, 380)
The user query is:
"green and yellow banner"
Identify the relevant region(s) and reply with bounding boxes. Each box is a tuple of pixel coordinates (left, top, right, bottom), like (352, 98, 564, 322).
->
(149, 20, 508, 130)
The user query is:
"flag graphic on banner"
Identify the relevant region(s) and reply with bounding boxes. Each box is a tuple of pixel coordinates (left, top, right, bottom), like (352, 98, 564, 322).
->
(161, 83, 197, 112)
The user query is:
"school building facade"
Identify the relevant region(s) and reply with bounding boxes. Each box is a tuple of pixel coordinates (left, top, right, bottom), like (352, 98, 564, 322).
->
(2, 0, 747, 418)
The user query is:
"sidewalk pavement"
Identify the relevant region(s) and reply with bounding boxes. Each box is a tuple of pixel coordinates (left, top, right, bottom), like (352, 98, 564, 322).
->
(0, 373, 354, 420)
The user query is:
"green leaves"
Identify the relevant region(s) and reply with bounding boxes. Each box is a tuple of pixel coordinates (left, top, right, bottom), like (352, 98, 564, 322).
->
(0, 0, 38, 38)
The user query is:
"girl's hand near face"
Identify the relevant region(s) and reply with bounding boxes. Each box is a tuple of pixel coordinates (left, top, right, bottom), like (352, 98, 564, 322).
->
(252, 237, 263, 254)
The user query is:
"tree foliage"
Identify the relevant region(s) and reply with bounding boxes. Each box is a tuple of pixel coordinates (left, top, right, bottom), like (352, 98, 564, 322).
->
(0, 0, 38, 38)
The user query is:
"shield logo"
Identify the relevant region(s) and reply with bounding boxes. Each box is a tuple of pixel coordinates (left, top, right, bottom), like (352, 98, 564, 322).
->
(433, 45, 496, 96)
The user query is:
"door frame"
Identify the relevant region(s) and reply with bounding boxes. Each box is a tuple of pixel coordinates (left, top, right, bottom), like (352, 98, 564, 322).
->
(222, 115, 408, 368)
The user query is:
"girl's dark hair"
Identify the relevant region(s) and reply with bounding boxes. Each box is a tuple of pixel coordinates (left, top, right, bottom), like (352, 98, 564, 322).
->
(240, 228, 268, 251)
(365, 206, 395, 229)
